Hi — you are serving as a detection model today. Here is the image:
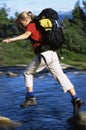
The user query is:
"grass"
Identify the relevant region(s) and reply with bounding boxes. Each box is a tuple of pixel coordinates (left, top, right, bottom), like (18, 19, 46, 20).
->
(59, 49, 86, 70)
(0, 40, 34, 66)
(0, 41, 86, 70)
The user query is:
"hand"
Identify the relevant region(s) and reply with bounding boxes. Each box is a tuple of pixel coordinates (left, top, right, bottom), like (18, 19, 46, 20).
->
(2, 38, 14, 43)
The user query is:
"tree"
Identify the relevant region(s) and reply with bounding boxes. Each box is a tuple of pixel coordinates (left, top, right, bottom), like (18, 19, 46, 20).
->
(83, 0, 86, 12)
(72, 0, 85, 25)
(0, 7, 18, 39)
(63, 0, 86, 54)
(82, 0, 86, 32)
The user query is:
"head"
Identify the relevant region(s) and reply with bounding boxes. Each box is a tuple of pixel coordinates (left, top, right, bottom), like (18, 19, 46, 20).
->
(16, 11, 35, 32)
(16, 11, 35, 27)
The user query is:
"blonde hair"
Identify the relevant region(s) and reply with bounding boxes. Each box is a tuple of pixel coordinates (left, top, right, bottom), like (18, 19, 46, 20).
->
(16, 11, 35, 22)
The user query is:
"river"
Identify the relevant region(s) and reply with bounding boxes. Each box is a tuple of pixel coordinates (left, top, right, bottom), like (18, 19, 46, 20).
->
(0, 67, 86, 130)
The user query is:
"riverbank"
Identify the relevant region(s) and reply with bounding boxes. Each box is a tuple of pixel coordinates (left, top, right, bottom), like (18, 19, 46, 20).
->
(0, 41, 86, 70)
(0, 63, 83, 77)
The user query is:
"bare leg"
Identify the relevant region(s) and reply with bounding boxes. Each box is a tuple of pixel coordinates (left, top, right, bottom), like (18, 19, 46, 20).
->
(26, 87, 33, 93)
(68, 88, 76, 96)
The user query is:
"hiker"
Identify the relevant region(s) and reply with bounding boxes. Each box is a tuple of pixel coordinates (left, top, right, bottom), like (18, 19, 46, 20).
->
(2, 10, 84, 114)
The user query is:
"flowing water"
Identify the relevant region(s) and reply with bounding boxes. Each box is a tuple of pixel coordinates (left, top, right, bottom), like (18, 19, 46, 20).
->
(0, 67, 86, 130)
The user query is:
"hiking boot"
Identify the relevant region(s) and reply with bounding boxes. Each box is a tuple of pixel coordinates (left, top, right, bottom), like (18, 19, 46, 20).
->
(71, 98, 84, 115)
(20, 96, 37, 108)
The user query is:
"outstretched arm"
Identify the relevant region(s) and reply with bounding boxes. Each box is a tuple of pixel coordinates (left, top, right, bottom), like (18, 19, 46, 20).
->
(2, 31, 31, 43)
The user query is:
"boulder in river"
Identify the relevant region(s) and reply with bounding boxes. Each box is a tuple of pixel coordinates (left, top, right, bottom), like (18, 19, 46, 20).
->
(6, 71, 19, 77)
(0, 116, 21, 129)
(68, 111, 86, 130)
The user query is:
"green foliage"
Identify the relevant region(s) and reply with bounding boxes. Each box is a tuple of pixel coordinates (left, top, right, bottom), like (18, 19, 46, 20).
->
(60, 49, 86, 69)
(0, 40, 34, 66)
(0, 7, 18, 39)
(0, 7, 8, 24)
(63, 0, 86, 54)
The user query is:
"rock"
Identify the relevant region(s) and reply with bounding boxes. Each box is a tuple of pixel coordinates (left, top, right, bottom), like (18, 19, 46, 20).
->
(0, 71, 5, 75)
(0, 116, 21, 129)
(61, 63, 74, 69)
(68, 111, 86, 130)
(6, 71, 19, 77)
